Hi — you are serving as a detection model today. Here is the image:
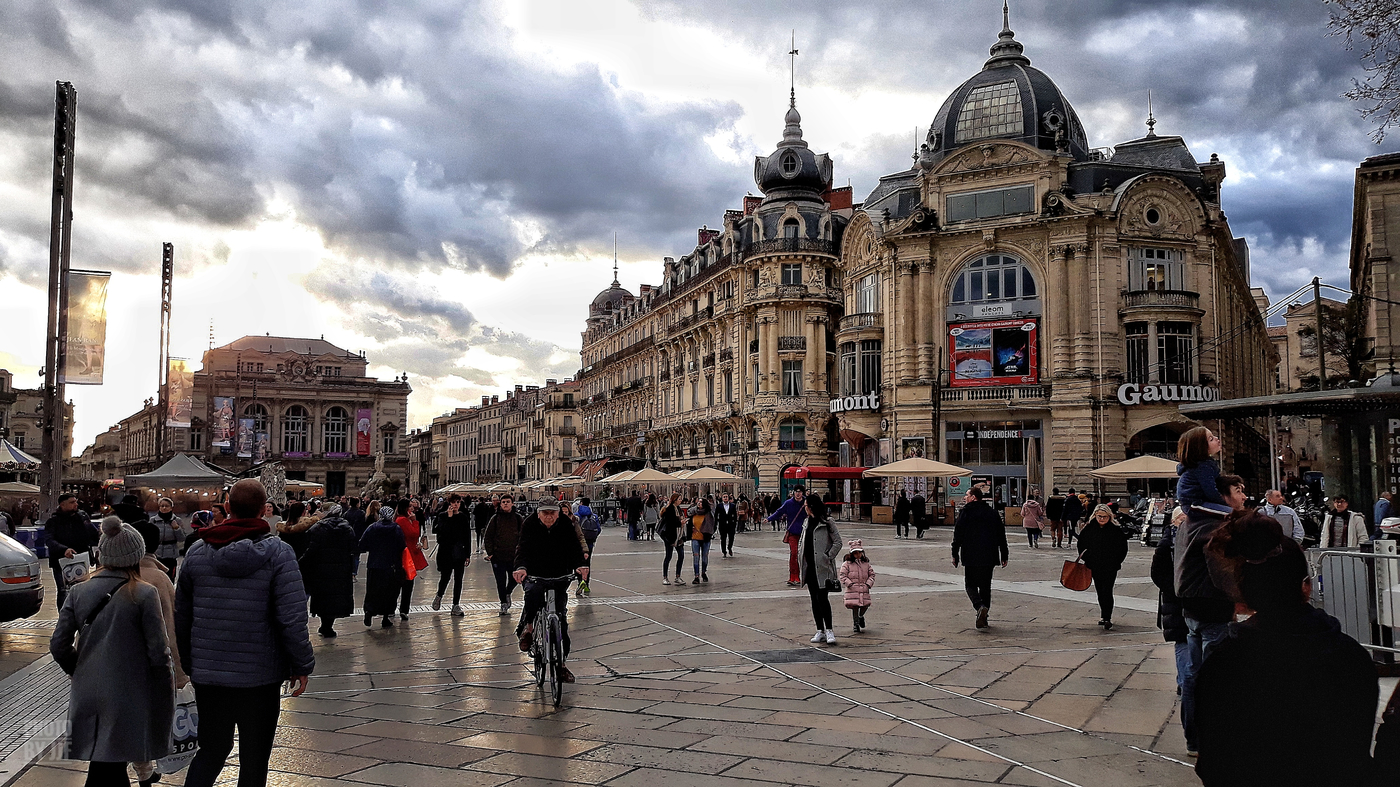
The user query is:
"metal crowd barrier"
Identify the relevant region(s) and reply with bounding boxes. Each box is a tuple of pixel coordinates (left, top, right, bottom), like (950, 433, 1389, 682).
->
(1310, 542, 1400, 659)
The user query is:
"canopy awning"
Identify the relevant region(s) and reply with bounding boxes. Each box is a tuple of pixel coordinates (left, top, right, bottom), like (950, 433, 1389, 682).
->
(863, 457, 973, 478)
(628, 468, 680, 483)
(0, 481, 41, 494)
(0, 439, 40, 468)
(785, 466, 868, 481)
(1089, 455, 1180, 480)
(679, 467, 741, 481)
(597, 470, 637, 484)
(126, 453, 231, 487)
(1178, 381, 1400, 419)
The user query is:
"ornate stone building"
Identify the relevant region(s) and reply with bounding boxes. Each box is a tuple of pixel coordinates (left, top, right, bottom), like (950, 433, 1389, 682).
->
(577, 93, 855, 490)
(430, 378, 580, 489)
(834, 15, 1276, 503)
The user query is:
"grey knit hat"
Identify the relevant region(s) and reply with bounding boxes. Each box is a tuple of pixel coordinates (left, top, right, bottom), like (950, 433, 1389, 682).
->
(97, 515, 146, 569)
(378, 506, 396, 521)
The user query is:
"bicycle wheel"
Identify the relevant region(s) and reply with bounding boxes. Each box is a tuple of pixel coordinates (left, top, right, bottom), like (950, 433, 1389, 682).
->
(532, 615, 546, 687)
(546, 614, 565, 707)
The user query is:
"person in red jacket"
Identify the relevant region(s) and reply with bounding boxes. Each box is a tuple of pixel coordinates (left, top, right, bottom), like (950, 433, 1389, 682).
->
(394, 499, 428, 621)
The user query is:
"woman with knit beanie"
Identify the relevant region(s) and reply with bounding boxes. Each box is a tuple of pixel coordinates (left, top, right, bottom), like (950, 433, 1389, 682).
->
(50, 516, 174, 787)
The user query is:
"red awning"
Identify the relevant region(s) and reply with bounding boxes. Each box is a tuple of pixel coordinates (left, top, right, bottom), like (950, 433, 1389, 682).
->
(784, 466, 868, 480)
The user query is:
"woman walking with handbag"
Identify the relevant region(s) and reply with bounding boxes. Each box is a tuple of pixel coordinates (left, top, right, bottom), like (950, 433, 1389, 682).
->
(394, 500, 429, 621)
(658, 493, 686, 585)
(1077, 504, 1130, 630)
(1020, 494, 1046, 548)
(50, 516, 174, 787)
(642, 494, 660, 541)
(688, 498, 716, 584)
(431, 495, 472, 616)
(800, 493, 843, 644)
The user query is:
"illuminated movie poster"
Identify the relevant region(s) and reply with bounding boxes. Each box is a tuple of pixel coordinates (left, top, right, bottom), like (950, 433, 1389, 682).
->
(212, 397, 235, 450)
(166, 358, 194, 428)
(949, 318, 1038, 388)
(62, 270, 111, 385)
(356, 409, 372, 455)
(236, 418, 255, 458)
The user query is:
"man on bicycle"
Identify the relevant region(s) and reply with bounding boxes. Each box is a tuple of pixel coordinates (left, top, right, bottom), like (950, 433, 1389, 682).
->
(513, 499, 588, 682)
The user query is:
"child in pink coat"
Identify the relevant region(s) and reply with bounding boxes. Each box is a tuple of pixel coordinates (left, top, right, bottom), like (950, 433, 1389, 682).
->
(837, 539, 875, 634)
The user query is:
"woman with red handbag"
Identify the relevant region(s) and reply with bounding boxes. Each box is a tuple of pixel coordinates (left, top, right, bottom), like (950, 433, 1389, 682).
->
(395, 500, 429, 621)
(1076, 504, 1130, 630)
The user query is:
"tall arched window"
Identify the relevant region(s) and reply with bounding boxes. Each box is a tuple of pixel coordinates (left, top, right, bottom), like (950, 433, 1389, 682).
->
(282, 405, 309, 454)
(783, 219, 800, 239)
(243, 403, 268, 433)
(778, 419, 807, 450)
(323, 406, 349, 454)
(949, 254, 1037, 305)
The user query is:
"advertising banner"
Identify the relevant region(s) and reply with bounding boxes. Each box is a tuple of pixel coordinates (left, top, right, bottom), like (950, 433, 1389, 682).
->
(212, 397, 235, 449)
(356, 409, 372, 456)
(949, 318, 1038, 388)
(236, 418, 255, 458)
(166, 358, 194, 428)
(900, 437, 926, 460)
(255, 432, 270, 463)
(62, 270, 111, 385)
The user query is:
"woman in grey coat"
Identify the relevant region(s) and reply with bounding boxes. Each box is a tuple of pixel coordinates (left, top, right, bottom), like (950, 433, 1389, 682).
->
(51, 516, 173, 787)
(799, 493, 843, 645)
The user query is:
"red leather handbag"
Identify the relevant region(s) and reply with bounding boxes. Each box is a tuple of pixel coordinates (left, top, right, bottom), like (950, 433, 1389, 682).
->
(1060, 554, 1091, 592)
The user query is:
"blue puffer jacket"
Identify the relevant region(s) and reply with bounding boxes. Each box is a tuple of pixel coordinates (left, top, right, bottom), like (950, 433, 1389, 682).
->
(174, 527, 315, 687)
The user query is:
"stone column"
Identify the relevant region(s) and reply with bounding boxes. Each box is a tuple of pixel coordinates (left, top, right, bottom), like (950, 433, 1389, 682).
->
(916, 262, 932, 381)
(768, 314, 781, 394)
(1069, 245, 1091, 375)
(898, 261, 917, 383)
(804, 314, 818, 395)
(815, 316, 828, 394)
(737, 320, 748, 407)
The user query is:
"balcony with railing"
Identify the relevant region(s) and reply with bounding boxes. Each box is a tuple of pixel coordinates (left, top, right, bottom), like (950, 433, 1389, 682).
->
(502, 445, 518, 456)
(778, 336, 806, 351)
(719, 348, 733, 363)
(555, 425, 577, 436)
(530, 417, 544, 430)
(778, 439, 808, 451)
(747, 237, 836, 257)
(612, 419, 652, 437)
(749, 339, 759, 354)
(702, 353, 715, 368)
(939, 385, 1051, 403)
(530, 444, 544, 454)
(1121, 289, 1201, 311)
(838, 312, 883, 333)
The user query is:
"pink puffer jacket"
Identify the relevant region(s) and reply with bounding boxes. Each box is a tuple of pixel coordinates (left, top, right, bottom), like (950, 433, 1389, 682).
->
(838, 559, 875, 608)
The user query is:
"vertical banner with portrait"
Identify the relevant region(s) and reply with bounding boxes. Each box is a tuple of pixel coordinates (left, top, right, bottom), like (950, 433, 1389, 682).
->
(254, 431, 270, 463)
(237, 418, 255, 458)
(62, 270, 111, 385)
(166, 358, 194, 428)
(948, 318, 1038, 387)
(212, 397, 235, 450)
(356, 409, 372, 456)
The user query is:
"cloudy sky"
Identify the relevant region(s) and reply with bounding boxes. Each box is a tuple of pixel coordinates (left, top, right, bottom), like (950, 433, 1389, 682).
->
(2, 0, 1396, 453)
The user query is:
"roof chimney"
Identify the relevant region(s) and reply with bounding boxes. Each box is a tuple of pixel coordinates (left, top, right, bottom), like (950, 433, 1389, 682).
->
(546, 378, 557, 385)
(481, 396, 490, 406)
(491, 395, 499, 404)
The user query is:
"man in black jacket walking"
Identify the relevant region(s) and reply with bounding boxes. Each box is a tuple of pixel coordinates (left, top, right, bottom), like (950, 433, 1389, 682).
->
(44, 494, 96, 608)
(951, 487, 1008, 629)
(911, 491, 927, 538)
(715, 494, 738, 557)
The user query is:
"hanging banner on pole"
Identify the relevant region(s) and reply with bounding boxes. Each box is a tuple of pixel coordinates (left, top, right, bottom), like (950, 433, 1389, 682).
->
(166, 358, 194, 428)
(212, 397, 235, 449)
(254, 431, 269, 463)
(356, 409, 372, 456)
(237, 418, 255, 458)
(62, 270, 111, 385)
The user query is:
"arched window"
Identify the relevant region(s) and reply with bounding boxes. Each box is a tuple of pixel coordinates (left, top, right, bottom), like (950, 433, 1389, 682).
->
(780, 151, 799, 177)
(783, 219, 800, 239)
(949, 254, 1037, 304)
(243, 403, 268, 433)
(778, 419, 807, 450)
(323, 406, 349, 454)
(282, 405, 309, 454)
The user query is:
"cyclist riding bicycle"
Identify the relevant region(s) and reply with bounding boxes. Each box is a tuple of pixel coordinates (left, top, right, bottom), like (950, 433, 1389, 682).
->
(513, 499, 589, 683)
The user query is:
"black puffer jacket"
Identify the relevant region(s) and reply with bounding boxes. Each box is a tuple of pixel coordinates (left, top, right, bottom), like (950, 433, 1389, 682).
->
(299, 515, 357, 619)
(1150, 526, 1186, 643)
(951, 500, 1008, 568)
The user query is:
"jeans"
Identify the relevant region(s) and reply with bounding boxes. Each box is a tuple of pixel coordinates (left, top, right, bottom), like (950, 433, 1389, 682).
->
(491, 560, 519, 604)
(436, 560, 465, 605)
(51, 564, 69, 609)
(719, 529, 735, 555)
(1025, 528, 1041, 547)
(397, 578, 415, 614)
(518, 578, 571, 660)
(895, 519, 909, 537)
(185, 682, 280, 787)
(85, 761, 129, 787)
(964, 565, 994, 610)
(691, 539, 711, 576)
(1091, 567, 1117, 621)
(1173, 640, 1190, 694)
(627, 521, 638, 540)
(583, 532, 598, 566)
(1181, 611, 1230, 750)
(664, 541, 685, 576)
(807, 582, 833, 629)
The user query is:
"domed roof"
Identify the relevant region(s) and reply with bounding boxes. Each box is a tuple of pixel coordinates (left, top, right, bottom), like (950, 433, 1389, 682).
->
(921, 6, 1089, 164)
(589, 279, 634, 317)
(753, 97, 833, 202)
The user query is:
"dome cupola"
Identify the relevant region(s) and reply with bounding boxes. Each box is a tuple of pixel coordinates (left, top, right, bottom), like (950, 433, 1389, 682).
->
(754, 91, 833, 203)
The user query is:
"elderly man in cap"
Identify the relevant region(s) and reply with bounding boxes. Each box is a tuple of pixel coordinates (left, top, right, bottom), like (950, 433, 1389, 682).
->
(512, 498, 589, 683)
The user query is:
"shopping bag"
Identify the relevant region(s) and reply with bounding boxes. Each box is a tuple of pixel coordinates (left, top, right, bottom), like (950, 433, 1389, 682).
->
(57, 553, 91, 588)
(157, 685, 198, 774)
(1060, 555, 1092, 592)
(402, 547, 418, 581)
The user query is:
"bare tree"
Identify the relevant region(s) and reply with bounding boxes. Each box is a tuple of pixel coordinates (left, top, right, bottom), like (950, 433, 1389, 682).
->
(1295, 296, 1373, 388)
(1328, 0, 1400, 141)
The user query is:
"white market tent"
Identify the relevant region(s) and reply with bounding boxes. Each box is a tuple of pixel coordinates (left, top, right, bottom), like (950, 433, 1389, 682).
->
(1089, 455, 1180, 480)
(863, 457, 973, 478)
(125, 453, 231, 488)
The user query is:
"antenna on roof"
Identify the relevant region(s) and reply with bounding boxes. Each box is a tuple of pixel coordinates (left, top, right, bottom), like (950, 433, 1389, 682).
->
(788, 30, 799, 108)
(912, 127, 920, 164)
(612, 232, 619, 286)
(208, 318, 215, 350)
(1146, 89, 1157, 137)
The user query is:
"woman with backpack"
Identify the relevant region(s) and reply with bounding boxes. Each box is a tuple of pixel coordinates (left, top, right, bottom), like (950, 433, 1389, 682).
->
(575, 497, 601, 597)
(659, 493, 686, 585)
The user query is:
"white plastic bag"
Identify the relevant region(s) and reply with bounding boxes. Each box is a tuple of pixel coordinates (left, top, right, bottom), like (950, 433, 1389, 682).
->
(57, 553, 90, 588)
(157, 685, 198, 774)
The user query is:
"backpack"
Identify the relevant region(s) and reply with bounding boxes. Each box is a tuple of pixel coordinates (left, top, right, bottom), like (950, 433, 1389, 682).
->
(579, 508, 602, 534)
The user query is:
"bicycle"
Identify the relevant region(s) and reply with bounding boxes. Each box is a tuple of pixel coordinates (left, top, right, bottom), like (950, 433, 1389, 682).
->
(525, 573, 575, 707)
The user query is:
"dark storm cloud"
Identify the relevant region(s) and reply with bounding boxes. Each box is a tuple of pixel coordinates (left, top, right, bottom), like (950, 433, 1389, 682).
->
(0, 0, 749, 282)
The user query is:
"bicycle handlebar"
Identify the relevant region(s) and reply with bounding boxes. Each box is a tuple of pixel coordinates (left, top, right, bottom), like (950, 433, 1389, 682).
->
(525, 573, 577, 583)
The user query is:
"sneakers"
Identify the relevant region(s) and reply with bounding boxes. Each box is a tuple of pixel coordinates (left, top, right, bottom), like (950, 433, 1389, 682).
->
(319, 626, 337, 637)
(381, 617, 394, 628)
(364, 613, 373, 627)
(811, 629, 826, 643)
(518, 624, 534, 652)
(431, 595, 442, 611)
(823, 629, 837, 645)
(975, 606, 989, 628)
(451, 605, 465, 617)
(701, 573, 709, 583)
(1102, 620, 1114, 631)
(581, 581, 591, 596)
(662, 577, 672, 585)
(692, 576, 700, 585)
(400, 613, 409, 621)
(786, 580, 800, 587)
(499, 602, 509, 617)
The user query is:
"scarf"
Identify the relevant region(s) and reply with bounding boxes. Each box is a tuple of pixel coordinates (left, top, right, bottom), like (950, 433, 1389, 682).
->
(199, 517, 271, 546)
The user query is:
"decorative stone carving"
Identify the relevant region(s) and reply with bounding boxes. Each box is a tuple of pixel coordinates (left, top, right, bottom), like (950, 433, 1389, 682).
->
(940, 143, 1035, 174)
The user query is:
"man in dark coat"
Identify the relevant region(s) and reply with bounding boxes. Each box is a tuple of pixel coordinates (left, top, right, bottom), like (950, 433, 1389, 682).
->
(910, 491, 927, 538)
(483, 497, 524, 616)
(1151, 511, 1189, 744)
(513, 500, 588, 682)
(950, 487, 1008, 629)
(43, 494, 96, 608)
(1061, 490, 1083, 545)
(299, 504, 357, 637)
(894, 490, 911, 539)
(344, 498, 367, 578)
(1045, 488, 1066, 548)
(715, 493, 738, 557)
(474, 496, 497, 554)
(625, 492, 644, 541)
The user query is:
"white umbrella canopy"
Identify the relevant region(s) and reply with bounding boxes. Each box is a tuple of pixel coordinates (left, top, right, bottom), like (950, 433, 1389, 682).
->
(1089, 455, 1180, 480)
(863, 457, 973, 478)
(0, 481, 40, 494)
(683, 467, 742, 481)
(597, 470, 637, 484)
(670, 469, 696, 480)
(627, 467, 679, 483)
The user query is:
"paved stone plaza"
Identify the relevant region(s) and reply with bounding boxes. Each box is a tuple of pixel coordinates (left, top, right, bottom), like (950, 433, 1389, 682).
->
(1, 522, 1205, 787)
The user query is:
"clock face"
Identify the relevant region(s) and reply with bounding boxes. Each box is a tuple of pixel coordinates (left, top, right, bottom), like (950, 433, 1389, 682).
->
(293, 362, 306, 376)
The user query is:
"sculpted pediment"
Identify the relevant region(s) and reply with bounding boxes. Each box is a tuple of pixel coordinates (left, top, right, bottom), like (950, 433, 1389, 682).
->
(934, 142, 1044, 176)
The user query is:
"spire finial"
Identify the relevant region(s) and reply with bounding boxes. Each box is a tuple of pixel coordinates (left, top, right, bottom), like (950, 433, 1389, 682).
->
(1146, 89, 1157, 137)
(1002, 0, 1011, 33)
(612, 232, 619, 287)
(912, 127, 920, 164)
(788, 30, 799, 109)
(985, 0, 1029, 68)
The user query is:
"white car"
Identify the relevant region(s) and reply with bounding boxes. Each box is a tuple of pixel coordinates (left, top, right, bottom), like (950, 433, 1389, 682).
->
(0, 532, 43, 622)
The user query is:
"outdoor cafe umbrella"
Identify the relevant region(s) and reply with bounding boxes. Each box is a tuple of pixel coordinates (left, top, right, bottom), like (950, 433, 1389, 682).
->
(862, 457, 973, 478)
(0, 481, 40, 494)
(682, 467, 742, 481)
(596, 470, 637, 485)
(626, 468, 678, 484)
(1088, 455, 1179, 480)
(670, 469, 696, 480)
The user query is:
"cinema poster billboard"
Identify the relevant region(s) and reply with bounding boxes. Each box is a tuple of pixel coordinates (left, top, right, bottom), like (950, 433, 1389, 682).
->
(212, 397, 236, 450)
(948, 318, 1038, 388)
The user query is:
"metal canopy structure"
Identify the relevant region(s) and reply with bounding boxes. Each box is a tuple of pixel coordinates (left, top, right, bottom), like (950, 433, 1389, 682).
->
(1177, 383, 1400, 419)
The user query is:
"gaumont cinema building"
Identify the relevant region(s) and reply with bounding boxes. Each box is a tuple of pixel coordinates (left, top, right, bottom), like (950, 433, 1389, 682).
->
(579, 15, 1276, 508)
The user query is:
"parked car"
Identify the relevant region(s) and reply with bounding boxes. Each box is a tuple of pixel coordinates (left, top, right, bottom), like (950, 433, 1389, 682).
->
(0, 531, 43, 622)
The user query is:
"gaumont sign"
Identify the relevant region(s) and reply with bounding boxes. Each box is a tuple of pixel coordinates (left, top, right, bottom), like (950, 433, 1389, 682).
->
(1116, 383, 1220, 405)
(830, 392, 881, 413)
